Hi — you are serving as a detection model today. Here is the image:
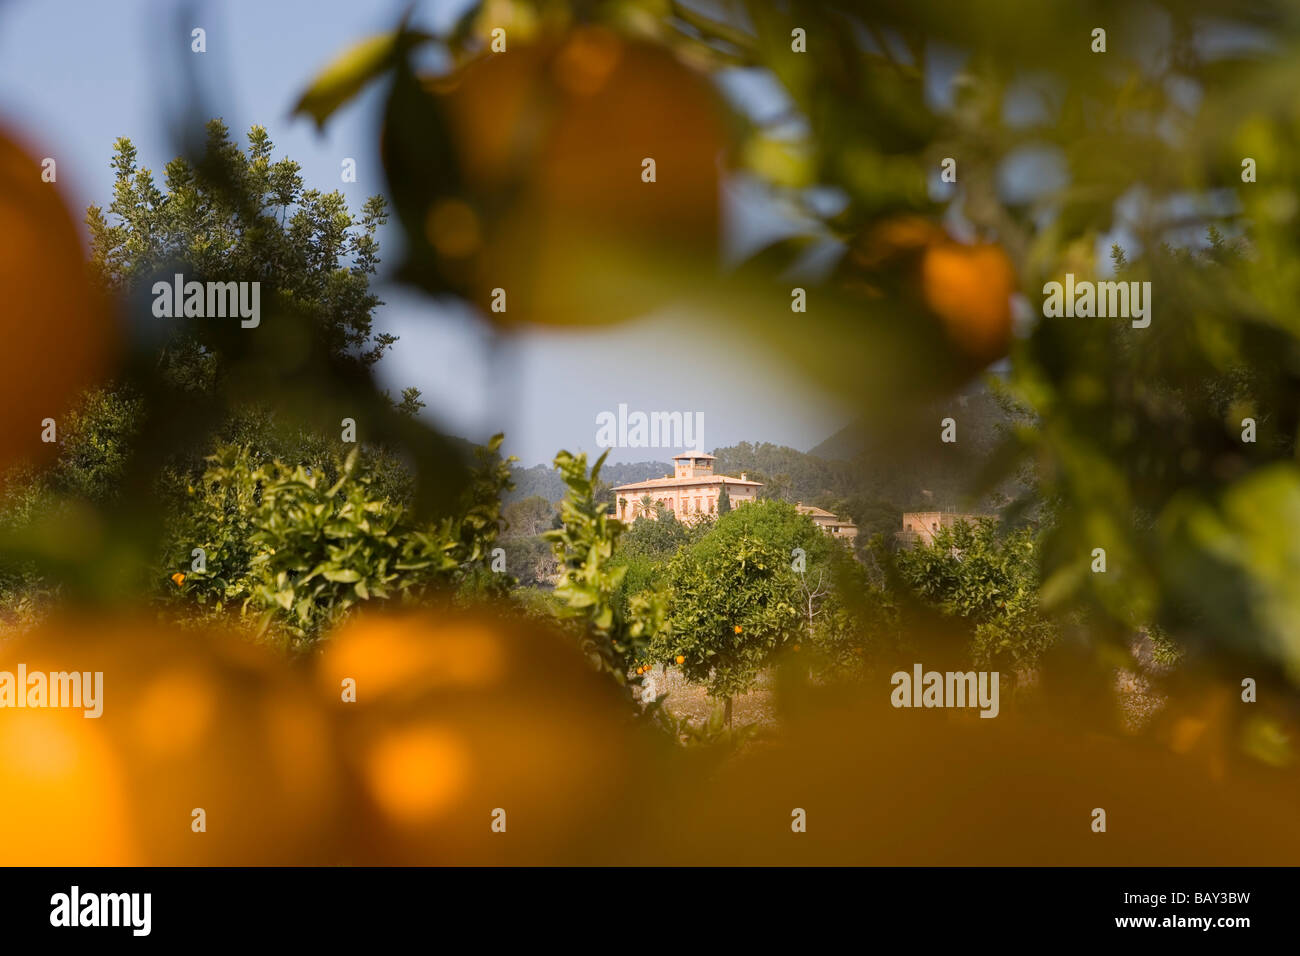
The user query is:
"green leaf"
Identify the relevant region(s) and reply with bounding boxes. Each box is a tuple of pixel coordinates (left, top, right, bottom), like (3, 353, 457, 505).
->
(293, 29, 433, 130)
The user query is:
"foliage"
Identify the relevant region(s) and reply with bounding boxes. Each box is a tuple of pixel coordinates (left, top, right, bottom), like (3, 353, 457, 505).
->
(617, 509, 707, 559)
(652, 702, 762, 750)
(87, 121, 393, 379)
(505, 459, 670, 504)
(892, 519, 1056, 669)
(544, 450, 669, 692)
(161, 435, 512, 647)
(792, 543, 896, 677)
(0, 119, 479, 629)
(654, 500, 832, 699)
(280, 0, 1300, 695)
(44, 388, 146, 503)
(500, 534, 558, 588)
(502, 494, 555, 538)
(0, 388, 147, 625)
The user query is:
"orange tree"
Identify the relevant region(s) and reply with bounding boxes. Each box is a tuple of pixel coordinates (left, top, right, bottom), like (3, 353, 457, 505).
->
(652, 501, 835, 714)
(891, 519, 1055, 671)
(291, 1, 1300, 700)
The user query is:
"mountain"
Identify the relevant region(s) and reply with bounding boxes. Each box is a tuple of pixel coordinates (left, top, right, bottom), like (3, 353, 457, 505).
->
(507, 459, 672, 503)
(711, 441, 859, 502)
(807, 424, 862, 462)
(495, 378, 1024, 531)
(802, 376, 1024, 514)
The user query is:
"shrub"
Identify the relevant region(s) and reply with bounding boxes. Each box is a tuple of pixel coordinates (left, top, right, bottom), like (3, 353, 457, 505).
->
(162, 436, 512, 647)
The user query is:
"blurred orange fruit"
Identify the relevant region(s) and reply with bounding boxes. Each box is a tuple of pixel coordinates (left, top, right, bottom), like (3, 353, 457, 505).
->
(412, 28, 726, 326)
(841, 217, 1017, 366)
(317, 608, 657, 864)
(364, 723, 472, 825)
(170, 572, 186, 587)
(0, 617, 343, 865)
(0, 703, 137, 865)
(734, 625, 743, 635)
(920, 241, 1017, 363)
(0, 128, 116, 471)
(676, 655, 685, 665)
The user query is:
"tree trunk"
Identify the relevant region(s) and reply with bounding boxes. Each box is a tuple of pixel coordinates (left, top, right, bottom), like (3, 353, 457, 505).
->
(724, 695, 733, 728)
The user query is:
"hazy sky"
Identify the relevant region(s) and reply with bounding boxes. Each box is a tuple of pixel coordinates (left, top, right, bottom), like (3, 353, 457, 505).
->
(0, 0, 855, 466)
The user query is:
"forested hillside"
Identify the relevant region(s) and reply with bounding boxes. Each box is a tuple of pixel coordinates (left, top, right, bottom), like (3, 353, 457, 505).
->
(507, 459, 672, 502)
(502, 378, 1021, 541)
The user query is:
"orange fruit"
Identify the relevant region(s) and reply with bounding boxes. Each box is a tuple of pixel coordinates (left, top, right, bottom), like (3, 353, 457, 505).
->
(317, 608, 656, 864)
(0, 128, 117, 470)
(675, 655, 685, 665)
(171, 572, 186, 587)
(0, 616, 343, 865)
(734, 625, 743, 635)
(405, 28, 727, 326)
(919, 241, 1017, 363)
(0, 696, 135, 865)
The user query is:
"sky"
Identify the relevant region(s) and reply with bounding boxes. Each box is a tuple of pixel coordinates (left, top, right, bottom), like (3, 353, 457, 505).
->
(0, 0, 855, 466)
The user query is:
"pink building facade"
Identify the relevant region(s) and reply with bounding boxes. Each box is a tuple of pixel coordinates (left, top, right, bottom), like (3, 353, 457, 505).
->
(613, 452, 761, 523)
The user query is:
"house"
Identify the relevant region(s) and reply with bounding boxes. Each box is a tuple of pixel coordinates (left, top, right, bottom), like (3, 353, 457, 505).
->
(895, 511, 990, 548)
(612, 451, 761, 522)
(795, 503, 859, 543)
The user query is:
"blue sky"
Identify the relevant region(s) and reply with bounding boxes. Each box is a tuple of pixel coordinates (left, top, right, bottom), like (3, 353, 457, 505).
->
(0, 0, 853, 466)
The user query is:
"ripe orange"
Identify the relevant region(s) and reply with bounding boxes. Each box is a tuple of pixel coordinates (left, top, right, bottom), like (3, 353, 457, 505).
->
(0, 128, 116, 470)
(675, 655, 685, 665)
(0, 617, 343, 865)
(317, 609, 654, 864)
(734, 625, 743, 635)
(171, 572, 186, 587)
(919, 241, 1017, 363)
(409, 28, 727, 326)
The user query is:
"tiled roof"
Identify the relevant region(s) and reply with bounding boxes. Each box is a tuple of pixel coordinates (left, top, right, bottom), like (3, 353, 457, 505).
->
(613, 474, 760, 491)
(796, 504, 837, 518)
(797, 503, 858, 529)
